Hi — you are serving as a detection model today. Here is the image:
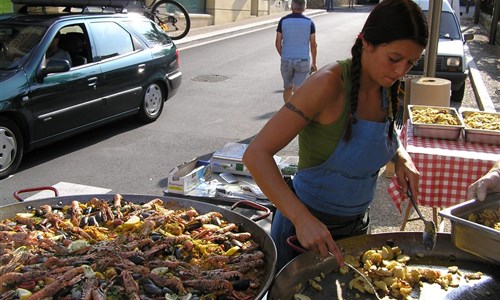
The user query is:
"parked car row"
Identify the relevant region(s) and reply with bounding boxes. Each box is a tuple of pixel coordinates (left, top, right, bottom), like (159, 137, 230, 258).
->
(0, 1, 182, 179)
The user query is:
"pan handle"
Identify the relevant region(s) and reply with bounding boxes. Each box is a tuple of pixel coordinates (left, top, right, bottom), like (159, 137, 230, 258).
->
(13, 186, 59, 202)
(286, 235, 307, 253)
(230, 200, 271, 222)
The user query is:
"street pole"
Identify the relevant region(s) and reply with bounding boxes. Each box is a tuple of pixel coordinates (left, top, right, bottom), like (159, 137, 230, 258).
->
(474, 0, 480, 24)
(424, 0, 442, 77)
(490, 0, 500, 44)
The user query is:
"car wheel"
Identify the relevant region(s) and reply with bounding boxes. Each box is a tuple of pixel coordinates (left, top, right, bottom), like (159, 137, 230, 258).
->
(0, 117, 23, 179)
(137, 82, 164, 123)
(451, 83, 465, 102)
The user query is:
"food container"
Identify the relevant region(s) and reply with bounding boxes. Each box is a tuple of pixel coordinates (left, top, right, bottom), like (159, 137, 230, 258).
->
(439, 192, 500, 264)
(408, 105, 464, 140)
(462, 110, 500, 145)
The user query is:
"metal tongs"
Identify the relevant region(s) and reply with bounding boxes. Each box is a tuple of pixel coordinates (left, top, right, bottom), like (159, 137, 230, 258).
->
(407, 188, 437, 250)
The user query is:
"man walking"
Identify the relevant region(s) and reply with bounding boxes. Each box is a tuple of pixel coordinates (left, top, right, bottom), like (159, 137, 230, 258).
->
(275, 0, 317, 102)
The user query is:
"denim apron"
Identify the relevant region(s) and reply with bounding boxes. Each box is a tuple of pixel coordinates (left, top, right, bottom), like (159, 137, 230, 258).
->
(271, 109, 399, 270)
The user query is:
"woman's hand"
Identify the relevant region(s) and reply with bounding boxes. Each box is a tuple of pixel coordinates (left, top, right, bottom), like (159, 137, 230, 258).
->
(394, 147, 420, 197)
(294, 212, 344, 266)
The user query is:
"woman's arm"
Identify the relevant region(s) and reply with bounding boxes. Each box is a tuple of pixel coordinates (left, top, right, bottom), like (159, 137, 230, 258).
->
(243, 64, 346, 263)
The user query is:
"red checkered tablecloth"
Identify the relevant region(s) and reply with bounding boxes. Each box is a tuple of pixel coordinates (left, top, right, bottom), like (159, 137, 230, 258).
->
(388, 121, 500, 212)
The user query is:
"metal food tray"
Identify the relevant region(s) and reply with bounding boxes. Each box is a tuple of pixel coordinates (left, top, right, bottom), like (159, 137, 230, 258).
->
(439, 192, 500, 263)
(462, 110, 500, 145)
(408, 105, 464, 140)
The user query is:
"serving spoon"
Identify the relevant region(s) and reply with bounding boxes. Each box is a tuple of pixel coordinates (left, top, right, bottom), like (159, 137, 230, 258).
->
(407, 188, 437, 251)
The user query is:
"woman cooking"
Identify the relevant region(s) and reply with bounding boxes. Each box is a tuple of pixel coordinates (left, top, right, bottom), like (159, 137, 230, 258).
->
(243, 0, 427, 270)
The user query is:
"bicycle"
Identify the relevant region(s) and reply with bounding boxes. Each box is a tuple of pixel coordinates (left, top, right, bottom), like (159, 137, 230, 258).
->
(139, 0, 191, 40)
(13, 0, 191, 39)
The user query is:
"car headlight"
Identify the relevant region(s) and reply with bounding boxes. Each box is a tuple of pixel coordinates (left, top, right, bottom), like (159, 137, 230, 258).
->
(446, 57, 461, 68)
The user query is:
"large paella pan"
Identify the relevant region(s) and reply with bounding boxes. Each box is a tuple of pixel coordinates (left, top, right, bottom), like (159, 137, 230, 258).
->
(0, 193, 277, 299)
(268, 232, 499, 300)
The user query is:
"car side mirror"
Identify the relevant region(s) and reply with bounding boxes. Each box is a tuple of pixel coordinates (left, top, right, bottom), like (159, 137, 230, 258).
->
(36, 58, 71, 79)
(463, 33, 474, 42)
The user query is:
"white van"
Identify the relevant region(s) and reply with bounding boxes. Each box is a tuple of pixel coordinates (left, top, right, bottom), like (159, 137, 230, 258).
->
(407, 0, 473, 102)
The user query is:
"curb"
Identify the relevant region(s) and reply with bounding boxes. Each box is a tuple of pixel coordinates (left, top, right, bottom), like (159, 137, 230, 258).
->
(465, 44, 496, 112)
(461, 9, 496, 112)
(175, 9, 326, 48)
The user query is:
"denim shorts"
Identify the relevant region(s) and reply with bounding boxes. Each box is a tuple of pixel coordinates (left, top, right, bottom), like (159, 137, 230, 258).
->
(280, 58, 310, 89)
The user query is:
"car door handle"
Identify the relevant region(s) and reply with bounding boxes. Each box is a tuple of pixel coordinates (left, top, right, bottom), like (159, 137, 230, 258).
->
(87, 77, 98, 87)
(138, 64, 146, 73)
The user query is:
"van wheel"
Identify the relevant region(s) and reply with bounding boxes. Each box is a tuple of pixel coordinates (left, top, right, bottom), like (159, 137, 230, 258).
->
(137, 82, 164, 123)
(0, 117, 23, 179)
(451, 83, 465, 102)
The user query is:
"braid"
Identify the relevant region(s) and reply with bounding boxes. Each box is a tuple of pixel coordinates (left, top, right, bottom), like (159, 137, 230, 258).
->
(388, 80, 400, 142)
(344, 37, 363, 142)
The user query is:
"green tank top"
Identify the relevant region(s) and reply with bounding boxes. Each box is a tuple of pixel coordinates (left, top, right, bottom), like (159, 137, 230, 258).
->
(298, 59, 351, 170)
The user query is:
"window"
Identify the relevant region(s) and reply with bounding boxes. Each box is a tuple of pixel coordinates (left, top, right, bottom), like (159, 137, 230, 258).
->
(124, 20, 172, 47)
(0, 24, 45, 69)
(439, 12, 461, 40)
(90, 22, 134, 59)
(423, 11, 461, 40)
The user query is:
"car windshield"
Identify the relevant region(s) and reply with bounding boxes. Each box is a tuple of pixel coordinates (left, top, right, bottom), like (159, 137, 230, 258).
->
(0, 24, 46, 70)
(424, 11, 461, 40)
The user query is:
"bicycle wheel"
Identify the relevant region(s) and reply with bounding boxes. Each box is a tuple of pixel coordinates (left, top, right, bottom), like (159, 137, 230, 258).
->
(151, 0, 190, 40)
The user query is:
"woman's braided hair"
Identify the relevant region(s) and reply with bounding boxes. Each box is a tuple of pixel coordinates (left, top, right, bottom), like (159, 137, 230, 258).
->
(344, 0, 428, 142)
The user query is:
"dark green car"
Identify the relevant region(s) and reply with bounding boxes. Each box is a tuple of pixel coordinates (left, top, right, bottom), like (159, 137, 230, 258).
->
(0, 3, 182, 179)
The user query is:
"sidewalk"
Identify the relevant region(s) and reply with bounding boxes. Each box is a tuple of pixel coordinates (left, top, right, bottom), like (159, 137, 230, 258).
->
(176, 9, 325, 48)
(460, 7, 500, 112)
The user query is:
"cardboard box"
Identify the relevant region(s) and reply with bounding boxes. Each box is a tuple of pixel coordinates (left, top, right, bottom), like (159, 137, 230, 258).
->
(167, 158, 208, 194)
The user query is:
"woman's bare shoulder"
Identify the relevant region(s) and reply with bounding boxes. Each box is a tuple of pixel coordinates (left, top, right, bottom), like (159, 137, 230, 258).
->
(290, 62, 346, 121)
(314, 63, 343, 86)
(301, 63, 343, 100)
